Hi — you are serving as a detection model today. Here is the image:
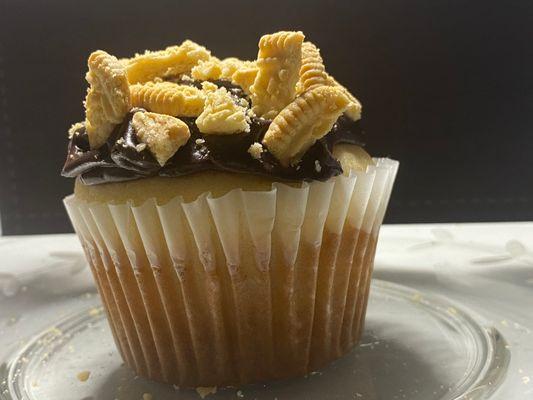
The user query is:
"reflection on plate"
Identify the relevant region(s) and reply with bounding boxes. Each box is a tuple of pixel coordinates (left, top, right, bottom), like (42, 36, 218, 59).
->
(0, 280, 509, 400)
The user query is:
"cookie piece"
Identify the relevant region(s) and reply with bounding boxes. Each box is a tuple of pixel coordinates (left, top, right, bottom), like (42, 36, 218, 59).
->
(200, 81, 218, 93)
(250, 31, 304, 119)
(219, 57, 248, 79)
(296, 41, 329, 94)
(326, 74, 362, 121)
(262, 85, 350, 166)
(191, 57, 223, 81)
(131, 111, 190, 166)
(295, 41, 361, 120)
(191, 57, 245, 81)
(125, 40, 210, 83)
(84, 50, 131, 149)
(231, 60, 258, 94)
(130, 81, 205, 117)
(195, 83, 250, 134)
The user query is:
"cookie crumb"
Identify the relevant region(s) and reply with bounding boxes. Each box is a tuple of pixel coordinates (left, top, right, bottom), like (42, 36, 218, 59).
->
(248, 142, 264, 160)
(201, 81, 218, 92)
(68, 122, 84, 139)
(76, 370, 91, 382)
(246, 108, 256, 119)
(88, 307, 101, 317)
(412, 293, 422, 302)
(49, 327, 62, 336)
(196, 386, 217, 398)
(135, 143, 147, 152)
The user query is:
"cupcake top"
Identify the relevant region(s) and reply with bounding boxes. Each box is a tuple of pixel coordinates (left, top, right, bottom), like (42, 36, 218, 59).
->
(62, 31, 368, 185)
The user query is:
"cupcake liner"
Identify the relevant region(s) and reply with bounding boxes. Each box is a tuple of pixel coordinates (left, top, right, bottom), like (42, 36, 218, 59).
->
(64, 158, 398, 387)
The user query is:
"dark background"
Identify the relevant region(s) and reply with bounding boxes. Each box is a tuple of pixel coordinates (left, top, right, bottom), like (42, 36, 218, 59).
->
(0, 0, 532, 235)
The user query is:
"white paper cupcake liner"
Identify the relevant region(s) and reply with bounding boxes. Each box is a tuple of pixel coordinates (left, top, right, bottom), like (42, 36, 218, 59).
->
(64, 158, 398, 387)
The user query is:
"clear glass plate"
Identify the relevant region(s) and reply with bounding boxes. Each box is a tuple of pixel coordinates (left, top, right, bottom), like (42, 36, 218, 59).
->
(0, 280, 509, 400)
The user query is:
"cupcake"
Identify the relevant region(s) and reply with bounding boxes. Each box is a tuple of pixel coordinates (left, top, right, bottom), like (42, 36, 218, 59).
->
(62, 31, 398, 387)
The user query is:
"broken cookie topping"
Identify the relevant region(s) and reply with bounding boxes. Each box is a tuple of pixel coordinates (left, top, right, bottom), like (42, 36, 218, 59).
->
(63, 31, 366, 184)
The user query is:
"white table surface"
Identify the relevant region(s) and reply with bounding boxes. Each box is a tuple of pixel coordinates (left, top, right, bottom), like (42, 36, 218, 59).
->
(0, 222, 532, 399)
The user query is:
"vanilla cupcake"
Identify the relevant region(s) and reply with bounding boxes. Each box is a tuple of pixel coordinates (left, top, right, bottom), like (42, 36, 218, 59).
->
(62, 31, 398, 387)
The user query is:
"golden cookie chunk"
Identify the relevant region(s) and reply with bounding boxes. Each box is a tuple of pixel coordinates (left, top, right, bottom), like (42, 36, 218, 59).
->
(132, 111, 190, 166)
(191, 57, 250, 82)
(192, 56, 258, 93)
(250, 31, 304, 118)
(200, 81, 218, 92)
(262, 86, 350, 166)
(84, 90, 114, 147)
(296, 41, 329, 94)
(84, 50, 131, 149)
(219, 57, 247, 79)
(125, 40, 210, 83)
(196, 83, 250, 135)
(191, 57, 223, 80)
(327, 74, 362, 121)
(130, 81, 205, 117)
(231, 60, 258, 94)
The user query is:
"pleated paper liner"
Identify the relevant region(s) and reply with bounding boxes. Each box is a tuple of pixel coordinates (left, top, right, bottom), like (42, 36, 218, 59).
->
(64, 158, 398, 387)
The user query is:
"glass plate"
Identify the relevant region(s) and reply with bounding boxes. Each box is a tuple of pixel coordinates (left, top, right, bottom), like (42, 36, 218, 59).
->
(0, 280, 509, 400)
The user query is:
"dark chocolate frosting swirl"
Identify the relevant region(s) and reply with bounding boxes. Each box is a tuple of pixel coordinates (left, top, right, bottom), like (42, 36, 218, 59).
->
(62, 81, 365, 185)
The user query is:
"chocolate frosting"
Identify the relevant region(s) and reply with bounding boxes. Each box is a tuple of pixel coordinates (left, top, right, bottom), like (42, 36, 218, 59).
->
(62, 81, 365, 185)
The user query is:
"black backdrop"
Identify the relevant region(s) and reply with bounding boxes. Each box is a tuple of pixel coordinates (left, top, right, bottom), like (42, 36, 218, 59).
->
(0, 0, 532, 235)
